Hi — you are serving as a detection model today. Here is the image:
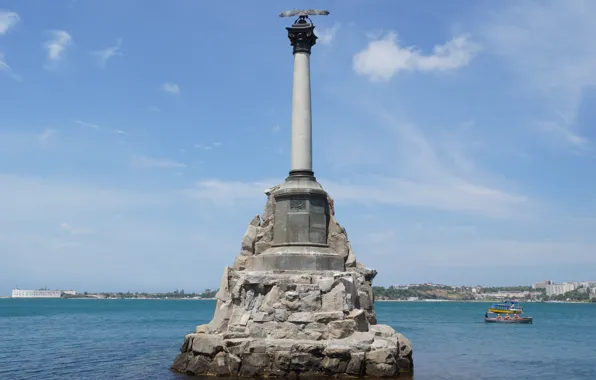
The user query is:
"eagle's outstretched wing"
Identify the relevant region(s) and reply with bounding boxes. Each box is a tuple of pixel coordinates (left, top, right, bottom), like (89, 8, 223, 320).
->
(304, 9, 330, 16)
(279, 10, 301, 18)
(279, 9, 330, 17)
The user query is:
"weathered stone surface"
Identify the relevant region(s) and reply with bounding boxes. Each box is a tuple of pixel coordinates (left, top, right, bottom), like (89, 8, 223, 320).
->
(345, 242, 357, 268)
(171, 190, 413, 378)
(317, 276, 335, 292)
(366, 348, 396, 365)
(191, 334, 224, 357)
(314, 311, 344, 323)
(322, 282, 346, 312)
(239, 353, 270, 377)
(327, 215, 349, 259)
(346, 352, 365, 376)
(348, 309, 369, 332)
(233, 255, 252, 271)
(297, 290, 321, 311)
(209, 352, 231, 376)
(288, 311, 315, 323)
(187, 354, 212, 375)
(328, 319, 356, 339)
(322, 356, 349, 374)
(324, 343, 352, 358)
(240, 215, 261, 257)
(171, 352, 191, 372)
(370, 324, 397, 338)
(366, 362, 398, 377)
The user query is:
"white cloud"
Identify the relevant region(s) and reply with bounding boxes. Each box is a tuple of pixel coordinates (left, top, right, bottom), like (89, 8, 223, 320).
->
(195, 142, 222, 150)
(60, 222, 94, 236)
(481, 0, 594, 148)
(44, 30, 72, 62)
(0, 11, 19, 35)
(90, 38, 122, 68)
(38, 128, 57, 142)
(130, 155, 186, 169)
(161, 82, 180, 95)
(113, 129, 129, 136)
(0, 52, 21, 81)
(271, 124, 281, 133)
(0, 52, 9, 71)
(150, 106, 161, 113)
(317, 22, 341, 45)
(74, 119, 100, 129)
(353, 32, 481, 82)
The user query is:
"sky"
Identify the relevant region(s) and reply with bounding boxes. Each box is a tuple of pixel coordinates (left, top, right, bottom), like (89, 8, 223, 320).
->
(1, 0, 595, 295)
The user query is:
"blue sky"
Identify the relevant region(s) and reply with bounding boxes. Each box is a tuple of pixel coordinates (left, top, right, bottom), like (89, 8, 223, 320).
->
(1, 0, 595, 294)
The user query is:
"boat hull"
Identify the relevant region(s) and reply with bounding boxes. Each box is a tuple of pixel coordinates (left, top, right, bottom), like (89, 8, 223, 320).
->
(485, 317, 533, 324)
(488, 308, 522, 314)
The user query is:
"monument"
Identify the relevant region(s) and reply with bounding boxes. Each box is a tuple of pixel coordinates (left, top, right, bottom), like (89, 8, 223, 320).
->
(171, 10, 414, 377)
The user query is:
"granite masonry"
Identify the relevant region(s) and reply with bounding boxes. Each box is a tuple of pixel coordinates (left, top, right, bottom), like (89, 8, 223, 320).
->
(170, 11, 413, 377)
(170, 192, 414, 377)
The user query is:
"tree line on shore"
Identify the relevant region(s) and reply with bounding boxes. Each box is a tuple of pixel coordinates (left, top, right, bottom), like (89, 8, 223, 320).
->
(63, 285, 595, 302)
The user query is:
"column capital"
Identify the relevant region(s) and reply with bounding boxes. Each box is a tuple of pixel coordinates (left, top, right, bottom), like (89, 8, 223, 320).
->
(286, 19, 317, 55)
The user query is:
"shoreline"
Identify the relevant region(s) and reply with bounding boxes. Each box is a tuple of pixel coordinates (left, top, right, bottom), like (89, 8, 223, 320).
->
(376, 299, 594, 304)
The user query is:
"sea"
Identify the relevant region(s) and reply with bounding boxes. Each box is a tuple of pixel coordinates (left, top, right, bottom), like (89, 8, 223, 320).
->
(1, 299, 595, 380)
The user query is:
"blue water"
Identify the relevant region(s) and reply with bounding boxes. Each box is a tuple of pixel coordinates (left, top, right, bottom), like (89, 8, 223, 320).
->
(1, 299, 595, 380)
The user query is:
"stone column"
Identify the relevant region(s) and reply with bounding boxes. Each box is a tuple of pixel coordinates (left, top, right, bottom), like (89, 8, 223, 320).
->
(252, 17, 344, 272)
(287, 18, 317, 178)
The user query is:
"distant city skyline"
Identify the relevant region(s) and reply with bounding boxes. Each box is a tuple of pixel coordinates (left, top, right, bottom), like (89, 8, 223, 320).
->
(1, 1, 595, 293)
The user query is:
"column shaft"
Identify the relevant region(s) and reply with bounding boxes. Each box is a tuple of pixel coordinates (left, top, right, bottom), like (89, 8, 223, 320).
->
(290, 52, 312, 173)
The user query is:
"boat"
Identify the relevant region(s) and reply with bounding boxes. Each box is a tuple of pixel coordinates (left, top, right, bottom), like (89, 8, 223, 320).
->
(488, 300, 523, 314)
(485, 313, 533, 324)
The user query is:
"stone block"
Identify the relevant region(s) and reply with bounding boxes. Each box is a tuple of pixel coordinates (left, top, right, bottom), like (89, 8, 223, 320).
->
(170, 352, 191, 372)
(239, 353, 270, 377)
(288, 311, 315, 323)
(292, 341, 325, 355)
(224, 338, 252, 355)
(322, 356, 348, 374)
(346, 352, 364, 376)
(240, 215, 260, 255)
(366, 348, 396, 365)
(366, 362, 397, 377)
(323, 343, 352, 358)
(322, 281, 346, 312)
(328, 319, 356, 339)
(348, 309, 369, 332)
(274, 308, 290, 322)
(289, 352, 319, 372)
(297, 290, 321, 311)
(191, 334, 224, 357)
(317, 276, 335, 293)
(370, 324, 396, 338)
(186, 354, 212, 376)
(233, 255, 252, 271)
(208, 352, 231, 376)
(314, 311, 344, 323)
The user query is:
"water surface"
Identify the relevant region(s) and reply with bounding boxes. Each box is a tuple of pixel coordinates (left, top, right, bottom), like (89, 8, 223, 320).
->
(1, 299, 594, 380)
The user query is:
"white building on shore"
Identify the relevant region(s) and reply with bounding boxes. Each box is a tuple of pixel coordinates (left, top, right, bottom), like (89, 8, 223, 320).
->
(545, 282, 577, 297)
(12, 289, 63, 298)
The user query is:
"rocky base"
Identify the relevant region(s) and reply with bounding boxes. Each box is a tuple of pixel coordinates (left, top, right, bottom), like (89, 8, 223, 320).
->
(171, 269, 413, 377)
(171, 189, 413, 377)
(172, 326, 412, 377)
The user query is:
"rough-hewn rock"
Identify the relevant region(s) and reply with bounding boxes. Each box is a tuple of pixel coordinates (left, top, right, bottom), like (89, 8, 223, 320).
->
(171, 191, 413, 378)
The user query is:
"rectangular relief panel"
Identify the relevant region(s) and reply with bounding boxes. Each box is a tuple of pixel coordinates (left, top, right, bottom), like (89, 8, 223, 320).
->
(287, 213, 310, 243)
(309, 212, 327, 244)
(309, 197, 327, 214)
(273, 199, 290, 245)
